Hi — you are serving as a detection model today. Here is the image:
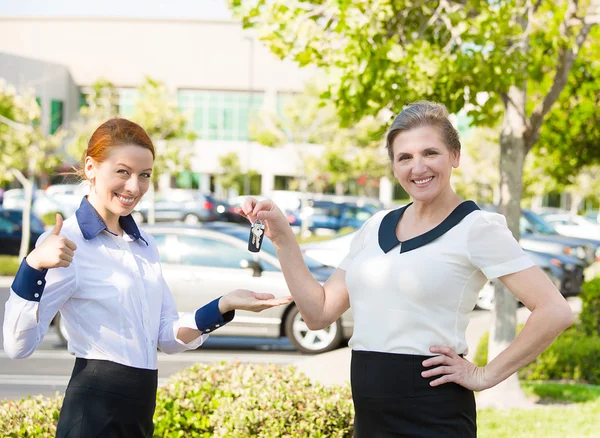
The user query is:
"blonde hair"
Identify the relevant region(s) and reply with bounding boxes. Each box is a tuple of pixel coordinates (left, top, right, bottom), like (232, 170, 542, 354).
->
(385, 101, 461, 161)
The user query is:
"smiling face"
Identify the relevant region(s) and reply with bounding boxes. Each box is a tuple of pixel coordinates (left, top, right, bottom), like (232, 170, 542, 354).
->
(85, 144, 154, 226)
(391, 125, 460, 204)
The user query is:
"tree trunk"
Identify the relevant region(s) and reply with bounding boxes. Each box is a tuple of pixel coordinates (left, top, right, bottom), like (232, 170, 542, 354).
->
(14, 164, 35, 261)
(478, 86, 531, 408)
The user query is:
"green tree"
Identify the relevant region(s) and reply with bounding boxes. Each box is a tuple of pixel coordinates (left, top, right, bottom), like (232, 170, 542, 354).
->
(230, 0, 600, 405)
(67, 79, 120, 161)
(0, 79, 64, 259)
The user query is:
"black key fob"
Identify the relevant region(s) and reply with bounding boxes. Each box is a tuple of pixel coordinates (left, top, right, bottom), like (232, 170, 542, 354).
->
(248, 220, 265, 253)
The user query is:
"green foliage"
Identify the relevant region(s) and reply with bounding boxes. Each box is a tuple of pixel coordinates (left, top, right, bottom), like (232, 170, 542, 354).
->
(0, 394, 62, 437)
(0, 255, 19, 276)
(580, 277, 600, 337)
(0, 79, 63, 184)
(155, 362, 354, 437)
(475, 327, 600, 385)
(40, 211, 60, 226)
(521, 381, 600, 404)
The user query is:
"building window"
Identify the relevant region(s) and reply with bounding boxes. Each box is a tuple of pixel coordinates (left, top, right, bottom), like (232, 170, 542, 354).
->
(178, 90, 264, 141)
(50, 100, 63, 134)
(118, 88, 138, 118)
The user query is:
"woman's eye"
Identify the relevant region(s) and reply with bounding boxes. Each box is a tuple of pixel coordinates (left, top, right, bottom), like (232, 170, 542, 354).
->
(117, 169, 129, 175)
(426, 151, 438, 156)
(141, 173, 151, 179)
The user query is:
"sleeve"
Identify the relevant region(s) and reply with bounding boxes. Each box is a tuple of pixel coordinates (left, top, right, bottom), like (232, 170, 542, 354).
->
(156, 276, 236, 354)
(3, 234, 78, 358)
(467, 212, 535, 279)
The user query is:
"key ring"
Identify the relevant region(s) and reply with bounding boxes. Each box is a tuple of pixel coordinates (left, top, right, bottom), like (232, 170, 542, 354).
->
(248, 219, 265, 253)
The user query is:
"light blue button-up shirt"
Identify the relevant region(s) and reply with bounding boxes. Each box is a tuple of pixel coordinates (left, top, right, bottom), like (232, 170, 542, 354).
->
(3, 197, 234, 369)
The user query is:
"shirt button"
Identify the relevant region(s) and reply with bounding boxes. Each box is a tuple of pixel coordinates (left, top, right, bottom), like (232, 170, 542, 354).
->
(205, 329, 211, 333)
(37, 280, 42, 286)
(215, 324, 220, 328)
(34, 293, 40, 298)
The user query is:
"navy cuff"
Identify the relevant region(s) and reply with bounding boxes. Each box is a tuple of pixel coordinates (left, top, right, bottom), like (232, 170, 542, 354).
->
(194, 297, 235, 333)
(11, 258, 47, 302)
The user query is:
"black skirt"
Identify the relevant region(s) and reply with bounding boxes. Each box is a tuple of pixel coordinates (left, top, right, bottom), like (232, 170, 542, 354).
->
(351, 350, 476, 438)
(55, 358, 158, 438)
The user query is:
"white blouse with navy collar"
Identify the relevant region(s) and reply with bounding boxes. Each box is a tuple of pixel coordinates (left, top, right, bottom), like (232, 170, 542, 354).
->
(338, 201, 534, 357)
(3, 197, 234, 369)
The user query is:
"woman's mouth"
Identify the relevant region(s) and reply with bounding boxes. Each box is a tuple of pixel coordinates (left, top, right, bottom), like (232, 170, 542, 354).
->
(115, 193, 136, 206)
(412, 176, 434, 187)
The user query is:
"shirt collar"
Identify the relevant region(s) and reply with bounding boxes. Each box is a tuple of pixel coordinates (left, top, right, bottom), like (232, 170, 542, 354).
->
(378, 200, 480, 254)
(75, 196, 148, 246)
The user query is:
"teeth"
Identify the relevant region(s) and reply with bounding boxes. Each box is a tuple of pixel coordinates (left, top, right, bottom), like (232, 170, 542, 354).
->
(116, 194, 135, 204)
(414, 177, 433, 184)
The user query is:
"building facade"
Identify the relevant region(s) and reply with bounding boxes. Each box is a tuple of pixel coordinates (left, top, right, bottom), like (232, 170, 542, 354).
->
(0, 15, 395, 201)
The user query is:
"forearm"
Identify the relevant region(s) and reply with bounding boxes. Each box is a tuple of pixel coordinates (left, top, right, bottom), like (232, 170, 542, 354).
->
(484, 303, 573, 387)
(273, 233, 329, 327)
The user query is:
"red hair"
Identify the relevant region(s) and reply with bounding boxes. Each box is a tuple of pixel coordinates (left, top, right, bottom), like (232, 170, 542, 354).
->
(78, 118, 155, 180)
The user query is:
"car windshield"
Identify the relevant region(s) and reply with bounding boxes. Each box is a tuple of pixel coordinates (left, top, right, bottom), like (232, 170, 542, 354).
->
(224, 228, 327, 270)
(522, 210, 559, 235)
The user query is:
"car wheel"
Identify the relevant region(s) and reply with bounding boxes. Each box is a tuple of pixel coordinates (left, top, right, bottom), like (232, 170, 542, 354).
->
(284, 305, 344, 354)
(54, 313, 69, 346)
(184, 214, 200, 225)
(131, 211, 144, 224)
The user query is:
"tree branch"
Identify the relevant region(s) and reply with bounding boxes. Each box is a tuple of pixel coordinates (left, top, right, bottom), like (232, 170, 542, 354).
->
(0, 114, 34, 133)
(524, 0, 597, 150)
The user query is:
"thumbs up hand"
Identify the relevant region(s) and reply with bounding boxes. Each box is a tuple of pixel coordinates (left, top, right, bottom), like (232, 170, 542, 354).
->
(26, 214, 78, 271)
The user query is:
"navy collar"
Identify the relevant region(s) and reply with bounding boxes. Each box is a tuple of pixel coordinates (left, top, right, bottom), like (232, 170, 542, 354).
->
(378, 201, 480, 254)
(75, 196, 148, 246)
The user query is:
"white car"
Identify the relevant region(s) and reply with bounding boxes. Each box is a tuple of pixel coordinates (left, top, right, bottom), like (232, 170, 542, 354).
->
(541, 213, 600, 240)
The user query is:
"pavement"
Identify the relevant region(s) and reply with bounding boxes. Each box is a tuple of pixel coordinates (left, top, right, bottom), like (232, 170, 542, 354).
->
(0, 277, 13, 288)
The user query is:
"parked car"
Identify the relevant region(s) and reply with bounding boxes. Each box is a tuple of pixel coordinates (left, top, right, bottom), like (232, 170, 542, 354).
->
(2, 188, 67, 219)
(132, 190, 228, 224)
(143, 222, 349, 354)
(539, 213, 600, 240)
(54, 222, 349, 354)
(288, 200, 379, 233)
(44, 183, 89, 217)
(0, 208, 46, 255)
(520, 209, 600, 266)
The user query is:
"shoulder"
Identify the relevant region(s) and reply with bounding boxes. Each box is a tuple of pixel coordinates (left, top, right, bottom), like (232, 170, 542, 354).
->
(467, 210, 509, 229)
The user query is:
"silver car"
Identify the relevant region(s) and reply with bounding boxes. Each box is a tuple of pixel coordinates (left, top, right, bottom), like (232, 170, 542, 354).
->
(147, 222, 353, 354)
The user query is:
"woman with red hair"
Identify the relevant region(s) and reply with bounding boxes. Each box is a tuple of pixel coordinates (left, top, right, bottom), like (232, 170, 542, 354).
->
(3, 117, 291, 437)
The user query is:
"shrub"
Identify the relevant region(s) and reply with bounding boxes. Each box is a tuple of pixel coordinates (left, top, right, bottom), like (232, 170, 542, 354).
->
(580, 277, 600, 337)
(0, 395, 62, 437)
(154, 362, 354, 437)
(0, 256, 20, 276)
(0, 363, 353, 437)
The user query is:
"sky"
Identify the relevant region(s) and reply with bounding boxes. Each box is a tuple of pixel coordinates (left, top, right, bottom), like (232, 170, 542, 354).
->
(0, 0, 233, 20)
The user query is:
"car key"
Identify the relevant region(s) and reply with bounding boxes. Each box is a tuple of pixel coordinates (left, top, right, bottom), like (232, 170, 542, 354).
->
(248, 219, 265, 252)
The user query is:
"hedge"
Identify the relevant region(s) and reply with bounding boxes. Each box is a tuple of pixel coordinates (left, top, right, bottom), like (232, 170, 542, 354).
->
(0, 363, 354, 438)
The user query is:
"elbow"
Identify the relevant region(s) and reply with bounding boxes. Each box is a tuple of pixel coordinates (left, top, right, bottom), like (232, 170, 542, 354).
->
(559, 305, 575, 331)
(305, 318, 332, 331)
(3, 341, 35, 360)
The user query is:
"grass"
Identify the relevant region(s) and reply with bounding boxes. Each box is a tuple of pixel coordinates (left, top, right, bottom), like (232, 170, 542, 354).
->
(0, 255, 19, 276)
(478, 382, 600, 437)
